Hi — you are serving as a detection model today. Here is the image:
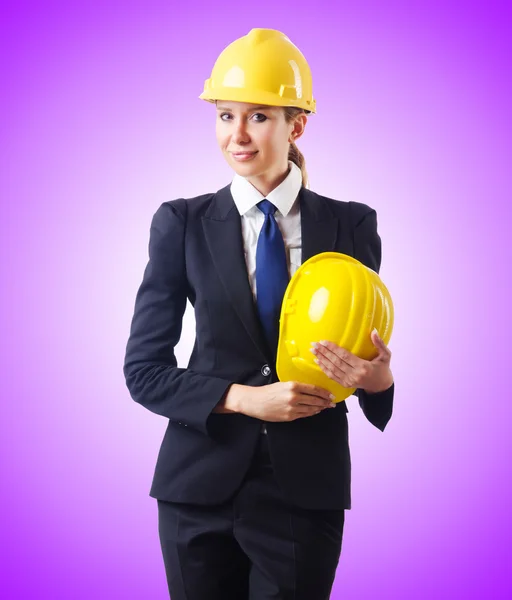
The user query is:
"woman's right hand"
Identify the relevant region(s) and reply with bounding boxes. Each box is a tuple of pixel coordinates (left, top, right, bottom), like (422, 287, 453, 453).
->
(236, 381, 337, 422)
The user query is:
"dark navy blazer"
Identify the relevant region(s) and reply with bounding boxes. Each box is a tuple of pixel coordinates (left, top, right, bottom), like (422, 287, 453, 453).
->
(123, 184, 394, 510)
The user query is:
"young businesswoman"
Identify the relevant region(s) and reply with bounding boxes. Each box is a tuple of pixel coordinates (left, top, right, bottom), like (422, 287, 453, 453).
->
(123, 28, 394, 600)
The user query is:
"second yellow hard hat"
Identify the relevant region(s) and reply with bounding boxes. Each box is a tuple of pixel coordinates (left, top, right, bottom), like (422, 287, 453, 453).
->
(276, 252, 394, 402)
(199, 28, 316, 113)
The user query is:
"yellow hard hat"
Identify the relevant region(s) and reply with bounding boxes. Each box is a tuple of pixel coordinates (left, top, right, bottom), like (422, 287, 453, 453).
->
(199, 28, 316, 113)
(276, 252, 394, 402)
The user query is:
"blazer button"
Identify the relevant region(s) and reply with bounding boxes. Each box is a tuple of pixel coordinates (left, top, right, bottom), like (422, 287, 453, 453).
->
(261, 364, 271, 376)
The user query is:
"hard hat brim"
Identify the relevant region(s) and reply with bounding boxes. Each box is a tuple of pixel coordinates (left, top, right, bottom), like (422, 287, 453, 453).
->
(199, 87, 316, 114)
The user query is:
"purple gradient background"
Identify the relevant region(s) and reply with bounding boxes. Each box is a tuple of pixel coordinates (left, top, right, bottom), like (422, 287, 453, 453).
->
(1, 1, 511, 598)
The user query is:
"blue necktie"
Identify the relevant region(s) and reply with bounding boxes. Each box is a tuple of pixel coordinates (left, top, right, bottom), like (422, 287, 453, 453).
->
(255, 200, 289, 361)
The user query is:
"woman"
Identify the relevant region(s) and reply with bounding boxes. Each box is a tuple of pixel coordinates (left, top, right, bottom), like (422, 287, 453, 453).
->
(124, 28, 394, 600)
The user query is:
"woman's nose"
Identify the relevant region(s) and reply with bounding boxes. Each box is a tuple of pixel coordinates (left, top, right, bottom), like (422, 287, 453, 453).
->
(232, 120, 250, 144)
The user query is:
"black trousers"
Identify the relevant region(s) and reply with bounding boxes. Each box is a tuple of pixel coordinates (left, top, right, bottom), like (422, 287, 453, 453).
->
(157, 433, 345, 599)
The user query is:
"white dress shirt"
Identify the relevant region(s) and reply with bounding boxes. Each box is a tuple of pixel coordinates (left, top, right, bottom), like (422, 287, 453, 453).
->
(230, 160, 303, 433)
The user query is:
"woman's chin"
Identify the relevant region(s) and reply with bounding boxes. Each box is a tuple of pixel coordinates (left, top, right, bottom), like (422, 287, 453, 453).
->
(230, 160, 261, 175)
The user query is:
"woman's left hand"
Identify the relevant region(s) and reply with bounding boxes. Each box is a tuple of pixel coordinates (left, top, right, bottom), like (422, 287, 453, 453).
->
(310, 328, 394, 394)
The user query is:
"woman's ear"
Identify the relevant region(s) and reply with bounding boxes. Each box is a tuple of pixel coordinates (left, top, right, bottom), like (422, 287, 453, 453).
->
(293, 114, 307, 141)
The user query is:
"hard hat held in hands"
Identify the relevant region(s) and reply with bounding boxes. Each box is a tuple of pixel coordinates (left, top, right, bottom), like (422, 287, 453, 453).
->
(276, 252, 394, 402)
(199, 28, 316, 113)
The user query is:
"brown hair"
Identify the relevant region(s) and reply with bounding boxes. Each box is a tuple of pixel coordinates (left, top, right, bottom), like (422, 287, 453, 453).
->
(283, 106, 309, 188)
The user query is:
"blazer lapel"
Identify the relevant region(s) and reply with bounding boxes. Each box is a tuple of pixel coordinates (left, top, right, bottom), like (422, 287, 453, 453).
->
(202, 185, 271, 361)
(299, 187, 339, 262)
(202, 184, 339, 361)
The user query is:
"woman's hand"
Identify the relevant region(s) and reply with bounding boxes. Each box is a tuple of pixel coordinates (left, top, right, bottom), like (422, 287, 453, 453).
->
(310, 328, 394, 394)
(234, 381, 337, 422)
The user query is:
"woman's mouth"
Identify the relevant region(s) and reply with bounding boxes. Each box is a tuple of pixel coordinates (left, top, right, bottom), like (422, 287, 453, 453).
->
(231, 151, 258, 162)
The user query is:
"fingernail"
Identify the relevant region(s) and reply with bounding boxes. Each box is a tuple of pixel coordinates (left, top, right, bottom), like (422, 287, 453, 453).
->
(329, 394, 335, 400)
(329, 403, 336, 408)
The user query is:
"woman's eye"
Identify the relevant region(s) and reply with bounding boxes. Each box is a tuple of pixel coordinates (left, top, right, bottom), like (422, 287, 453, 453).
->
(219, 113, 267, 122)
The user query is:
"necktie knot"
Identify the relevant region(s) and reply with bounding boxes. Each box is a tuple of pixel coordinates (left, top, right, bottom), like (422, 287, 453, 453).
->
(257, 199, 277, 216)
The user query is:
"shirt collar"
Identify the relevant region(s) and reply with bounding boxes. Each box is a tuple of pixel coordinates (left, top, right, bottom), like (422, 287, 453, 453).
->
(230, 160, 303, 217)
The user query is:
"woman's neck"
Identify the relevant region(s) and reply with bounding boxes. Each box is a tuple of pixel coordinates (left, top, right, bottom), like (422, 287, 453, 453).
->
(245, 162, 290, 197)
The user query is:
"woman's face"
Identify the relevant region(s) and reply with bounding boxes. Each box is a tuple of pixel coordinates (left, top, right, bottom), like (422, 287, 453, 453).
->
(215, 101, 304, 183)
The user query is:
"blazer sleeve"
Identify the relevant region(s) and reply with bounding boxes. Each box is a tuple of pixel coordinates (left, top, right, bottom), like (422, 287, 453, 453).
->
(351, 205, 394, 432)
(123, 201, 234, 436)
